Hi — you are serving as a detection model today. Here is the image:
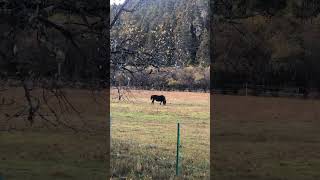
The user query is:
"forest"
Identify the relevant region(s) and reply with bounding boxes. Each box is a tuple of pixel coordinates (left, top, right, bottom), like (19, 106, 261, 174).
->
(212, 0, 320, 97)
(113, 0, 320, 97)
(0, 0, 109, 87)
(1, 0, 320, 95)
(111, 0, 210, 91)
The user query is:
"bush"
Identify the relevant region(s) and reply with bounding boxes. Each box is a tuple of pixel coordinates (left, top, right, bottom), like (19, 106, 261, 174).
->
(111, 66, 210, 92)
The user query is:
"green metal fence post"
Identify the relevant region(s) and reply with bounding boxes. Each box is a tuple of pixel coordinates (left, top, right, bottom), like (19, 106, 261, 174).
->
(176, 123, 180, 176)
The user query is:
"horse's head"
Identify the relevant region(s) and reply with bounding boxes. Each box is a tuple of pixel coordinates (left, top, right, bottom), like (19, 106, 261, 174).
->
(163, 100, 166, 105)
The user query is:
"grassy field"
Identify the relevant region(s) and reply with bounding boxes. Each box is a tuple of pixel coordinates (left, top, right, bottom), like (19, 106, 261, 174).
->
(213, 94, 320, 180)
(3, 87, 317, 179)
(0, 88, 108, 180)
(110, 89, 210, 179)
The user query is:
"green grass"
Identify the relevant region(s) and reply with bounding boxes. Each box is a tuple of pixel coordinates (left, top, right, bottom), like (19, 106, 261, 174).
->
(0, 131, 107, 180)
(0, 88, 207, 180)
(110, 90, 210, 179)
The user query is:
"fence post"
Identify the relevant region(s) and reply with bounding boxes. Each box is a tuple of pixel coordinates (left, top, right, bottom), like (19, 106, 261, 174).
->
(245, 83, 248, 96)
(110, 114, 112, 139)
(176, 123, 181, 176)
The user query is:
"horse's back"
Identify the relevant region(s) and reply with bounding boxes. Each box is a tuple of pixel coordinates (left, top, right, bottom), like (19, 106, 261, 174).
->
(151, 95, 166, 101)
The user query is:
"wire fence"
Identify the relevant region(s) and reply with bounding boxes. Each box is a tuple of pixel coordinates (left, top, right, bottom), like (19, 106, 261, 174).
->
(110, 123, 209, 178)
(110, 84, 320, 99)
(212, 84, 320, 99)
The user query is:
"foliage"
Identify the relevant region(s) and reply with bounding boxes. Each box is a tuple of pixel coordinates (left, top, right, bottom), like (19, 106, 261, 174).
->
(0, 0, 109, 82)
(113, 66, 210, 91)
(110, 0, 210, 92)
(111, 0, 209, 68)
(212, 0, 320, 94)
(0, 0, 110, 128)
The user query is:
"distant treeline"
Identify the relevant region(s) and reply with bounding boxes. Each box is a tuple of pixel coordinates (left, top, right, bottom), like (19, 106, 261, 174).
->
(111, 0, 209, 67)
(212, 0, 320, 96)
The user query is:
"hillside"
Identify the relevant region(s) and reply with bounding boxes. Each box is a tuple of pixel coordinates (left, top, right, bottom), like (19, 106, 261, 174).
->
(111, 0, 209, 67)
(112, 0, 320, 95)
(212, 0, 320, 94)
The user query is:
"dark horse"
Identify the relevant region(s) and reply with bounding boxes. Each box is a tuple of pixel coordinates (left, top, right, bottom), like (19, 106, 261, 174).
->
(151, 95, 166, 105)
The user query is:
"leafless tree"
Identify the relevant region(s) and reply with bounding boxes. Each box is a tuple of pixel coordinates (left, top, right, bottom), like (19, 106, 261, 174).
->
(0, 0, 111, 131)
(0, 0, 164, 131)
(110, 0, 167, 100)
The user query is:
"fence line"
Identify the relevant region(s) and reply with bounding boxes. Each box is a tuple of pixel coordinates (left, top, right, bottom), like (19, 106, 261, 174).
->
(110, 85, 320, 99)
(212, 84, 320, 98)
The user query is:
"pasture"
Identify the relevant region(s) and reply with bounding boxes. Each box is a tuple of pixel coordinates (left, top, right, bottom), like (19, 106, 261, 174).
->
(110, 89, 210, 179)
(213, 95, 320, 180)
(0, 88, 108, 180)
(2, 87, 318, 179)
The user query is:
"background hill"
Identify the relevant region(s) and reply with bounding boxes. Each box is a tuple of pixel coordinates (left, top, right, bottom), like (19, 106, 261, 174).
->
(112, 0, 320, 96)
(111, 0, 210, 91)
(111, 0, 209, 67)
(212, 0, 320, 96)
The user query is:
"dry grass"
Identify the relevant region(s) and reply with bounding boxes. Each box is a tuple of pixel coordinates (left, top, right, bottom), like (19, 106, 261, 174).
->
(111, 89, 210, 179)
(5, 87, 318, 179)
(3, 86, 319, 180)
(0, 87, 108, 180)
(213, 94, 320, 180)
